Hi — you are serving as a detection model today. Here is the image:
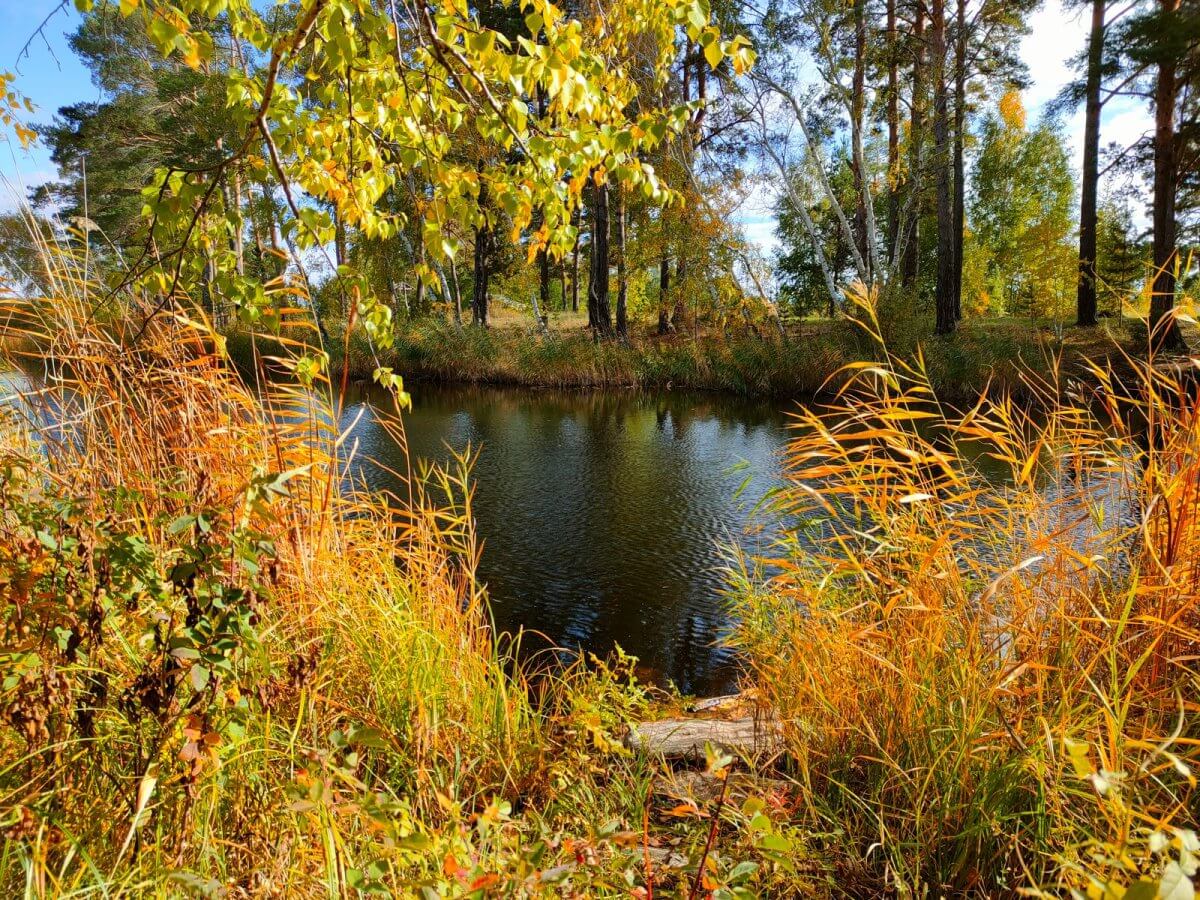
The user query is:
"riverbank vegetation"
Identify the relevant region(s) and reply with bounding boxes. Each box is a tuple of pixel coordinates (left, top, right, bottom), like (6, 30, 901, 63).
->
(2, 0, 1200, 895)
(224, 310, 1142, 401)
(2, 247, 801, 897)
(730, 289, 1200, 896)
(5, 249, 1199, 897)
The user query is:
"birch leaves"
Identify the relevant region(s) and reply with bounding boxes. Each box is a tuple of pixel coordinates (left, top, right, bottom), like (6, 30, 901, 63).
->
(88, 0, 752, 378)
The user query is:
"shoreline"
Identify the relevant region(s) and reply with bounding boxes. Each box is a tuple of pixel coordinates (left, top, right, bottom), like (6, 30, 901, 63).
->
(224, 316, 1148, 405)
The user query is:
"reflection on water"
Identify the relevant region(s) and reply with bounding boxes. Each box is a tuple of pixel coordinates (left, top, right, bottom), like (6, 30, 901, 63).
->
(339, 383, 793, 695)
(6, 359, 1139, 697)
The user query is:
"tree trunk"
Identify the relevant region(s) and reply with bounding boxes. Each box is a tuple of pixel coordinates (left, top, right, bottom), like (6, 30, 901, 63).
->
(535, 85, 551, 322)
(251, 183, 267, 273)
(672, 256, 687, 331)
(616, 186, 628, 340)
(570, 205, 581, 314)
(886, 0, 899, 266)
(334, 209, 349, 318)
(851, 0, 869, 273)
(658, 254, 672, 334)
(1076, 0, 1105, 327)
(932, 0, 956, 335)
(232, 170, 246, 277)
(449, 256, 463, 325)
(1149, 0, 1182, 351)
(952, 0, 967, 321)
(538, 243, 551, 319)
(472, 228, 490, 327)
(902, 4, 926, 289)
(472, 180, 490, 327)
(588, 179, 613, 337)
(414, 235, 426, 316)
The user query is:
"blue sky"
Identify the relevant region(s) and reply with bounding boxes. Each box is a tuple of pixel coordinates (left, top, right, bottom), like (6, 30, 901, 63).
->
(0, 2, 93, 205)
(0, 1, 1155, 248)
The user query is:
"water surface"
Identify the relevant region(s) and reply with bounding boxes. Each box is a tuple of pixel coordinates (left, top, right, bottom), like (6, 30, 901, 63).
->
(340, 383, 793, 695)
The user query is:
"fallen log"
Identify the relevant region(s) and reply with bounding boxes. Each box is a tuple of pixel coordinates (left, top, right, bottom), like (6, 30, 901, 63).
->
(625, 716, 783, 761)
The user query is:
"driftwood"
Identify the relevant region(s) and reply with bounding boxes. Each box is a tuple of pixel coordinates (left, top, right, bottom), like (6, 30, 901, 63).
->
(624, 716, 783, 761)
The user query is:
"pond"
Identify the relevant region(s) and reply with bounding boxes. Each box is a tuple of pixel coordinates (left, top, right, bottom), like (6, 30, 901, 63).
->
(339, 383, 795, 696)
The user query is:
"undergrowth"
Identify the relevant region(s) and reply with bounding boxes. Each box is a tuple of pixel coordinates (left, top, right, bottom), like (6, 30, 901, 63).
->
(0, 238, 795, 897)
(223, 312, 1110, 403)
(729, 287, 1200, 896)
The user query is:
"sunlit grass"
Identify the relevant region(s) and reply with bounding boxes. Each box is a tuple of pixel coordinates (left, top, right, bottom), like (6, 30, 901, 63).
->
(729, 284, 1200, 895)
(0, 229, 700, 896)
(3, 218, 1197, 897)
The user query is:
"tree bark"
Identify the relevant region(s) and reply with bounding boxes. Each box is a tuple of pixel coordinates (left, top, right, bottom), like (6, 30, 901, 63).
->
(535, 85, 551, 322)
(472, 180, 490, 327)
(570, 206, 581, 314)
(658, 254, 672, 334)
(588, 179, 613, 337)
(952, 0, 967, 321)
(448, 256, 463, 325)
(851, 0, 870, 274)
(1076, 0, 1105, 327)
(334, 208, 349, 319)
(414, 235, 427, 316)
(616, 186, 628, 340)
(886, 0, 900, 266)
(1149, 0, 1182, 351)
(902, 4, 926, 289)
(672, 256, 687, 331)
(932, 0, 956, 334)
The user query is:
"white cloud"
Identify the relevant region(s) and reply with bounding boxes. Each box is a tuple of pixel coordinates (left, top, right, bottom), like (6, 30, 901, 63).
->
(1021, 1, 1089, 114)
(738, 217, 780, 256)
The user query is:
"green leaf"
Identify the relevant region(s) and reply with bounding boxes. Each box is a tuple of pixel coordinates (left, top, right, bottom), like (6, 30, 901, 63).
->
(168, 514, 196, 535)
(1124, 882, 1159, 900)
(727, 861, 758, 884)
(189, 664, 211, 692)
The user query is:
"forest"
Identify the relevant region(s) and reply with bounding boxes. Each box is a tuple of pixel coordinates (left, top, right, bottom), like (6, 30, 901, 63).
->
(0, 0, 1199, 896)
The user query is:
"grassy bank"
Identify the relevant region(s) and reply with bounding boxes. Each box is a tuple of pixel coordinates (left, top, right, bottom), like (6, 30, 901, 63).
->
(728, 296, 1200, 895)
(226, 311, 1144, 404)
(4, 253, 1199, 897)
(0, 267, 800, 896)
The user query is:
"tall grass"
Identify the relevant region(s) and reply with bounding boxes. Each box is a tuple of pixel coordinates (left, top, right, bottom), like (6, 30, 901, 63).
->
(730, 286, 1200, 896)
(0, 234, 719, 896)
(5, 223, 1197, 897)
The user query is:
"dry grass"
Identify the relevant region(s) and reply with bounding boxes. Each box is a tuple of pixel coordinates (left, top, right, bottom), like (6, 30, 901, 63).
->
(0, 233, 688, 896)
(4, 223, 1198, 897)
(730, 286, 1200, 895)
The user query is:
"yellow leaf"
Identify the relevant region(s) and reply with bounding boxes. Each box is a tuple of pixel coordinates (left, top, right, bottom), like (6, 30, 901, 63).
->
(703, 39, 723, 70)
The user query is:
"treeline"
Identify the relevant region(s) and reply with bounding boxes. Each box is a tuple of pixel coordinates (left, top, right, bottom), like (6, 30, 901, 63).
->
(760, 0, 1199, 346)
(5, 0, 1199, 356)
(11, 0, 758, 346)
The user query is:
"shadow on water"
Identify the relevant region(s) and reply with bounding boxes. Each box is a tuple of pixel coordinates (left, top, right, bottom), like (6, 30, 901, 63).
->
(339, 382, 795, 696)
